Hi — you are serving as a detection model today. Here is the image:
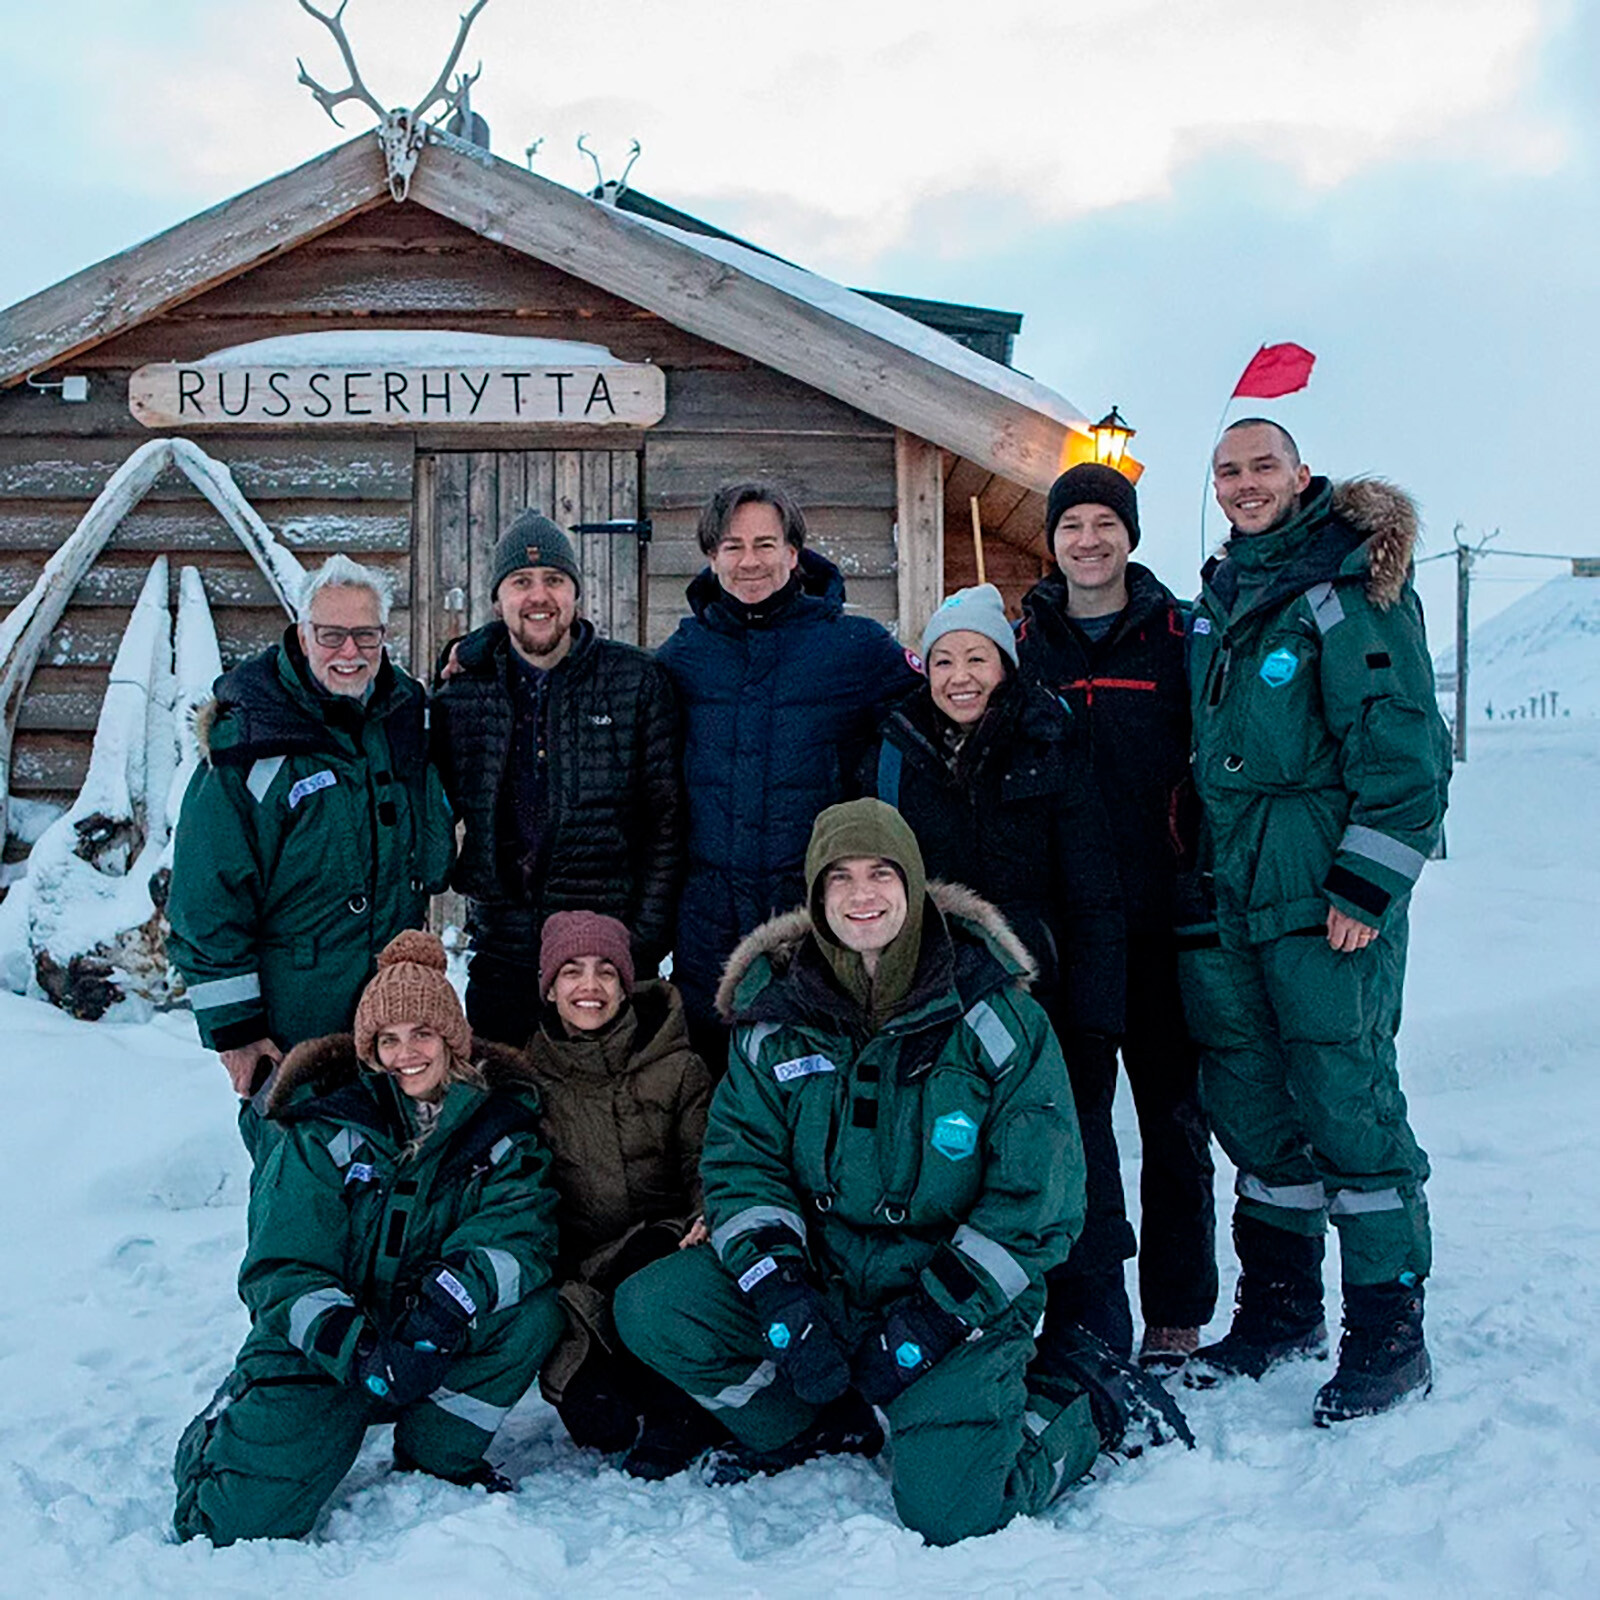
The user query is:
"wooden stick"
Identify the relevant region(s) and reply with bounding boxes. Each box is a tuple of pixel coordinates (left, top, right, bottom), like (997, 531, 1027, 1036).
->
(969, 495, 986, 586)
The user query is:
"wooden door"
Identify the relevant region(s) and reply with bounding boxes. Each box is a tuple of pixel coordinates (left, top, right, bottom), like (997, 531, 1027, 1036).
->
(412, 448, 644, 673)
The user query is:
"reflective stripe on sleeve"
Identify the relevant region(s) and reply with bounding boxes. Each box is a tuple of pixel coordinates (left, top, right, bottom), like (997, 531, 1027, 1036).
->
(287, 1286, 353, 1352)
(1328, 1187, 1407, 1215)
(1339, 825, 1428, 884)
(1237, 1173, 1328, 1211)
(710, 1205, 807, 1262)
(697, 1360, 777, 1411)
(953, 1224, 1030, 1302)
(489, 1136, 513, 1165)
(427, 1386, 510, 1433)
(246, 755, 286, 803)
(480, 1247, 522, 1309)
(963, 1000, 1017, 1074)
(185, 973, 262, 1012)
(325, 1128, 358, 1170)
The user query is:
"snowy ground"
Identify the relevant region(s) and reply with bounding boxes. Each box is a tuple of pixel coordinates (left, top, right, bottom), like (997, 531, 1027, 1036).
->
(0, 720, 1596, 1597)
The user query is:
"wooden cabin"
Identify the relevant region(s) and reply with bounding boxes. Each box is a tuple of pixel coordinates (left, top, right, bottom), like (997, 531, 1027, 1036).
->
(0, 129, 1113, 871)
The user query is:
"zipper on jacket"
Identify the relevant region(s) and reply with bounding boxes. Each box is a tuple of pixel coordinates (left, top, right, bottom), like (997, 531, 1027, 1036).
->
(1206, 635, 1233, 708)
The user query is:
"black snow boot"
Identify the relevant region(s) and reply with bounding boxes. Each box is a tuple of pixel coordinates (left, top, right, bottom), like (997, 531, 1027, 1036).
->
(1033, 1326, 1194, 1455)
(700, 1390, 884, 1486)
(621, 1398, 730, 1482)
(1313, 1279, 1432, 1426)
(1186, 1214, 1328, 1389)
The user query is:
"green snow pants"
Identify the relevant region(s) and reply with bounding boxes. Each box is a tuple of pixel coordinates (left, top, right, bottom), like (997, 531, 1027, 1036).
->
(612, 1244, 1100, 1546)
(173, 1289, 562, 1546)
(1177, 912, 1431, 1285)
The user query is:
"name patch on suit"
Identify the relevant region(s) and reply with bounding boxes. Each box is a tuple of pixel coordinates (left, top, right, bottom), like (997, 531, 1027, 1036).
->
(773, 1054, 836, 1084)
(287, 769, 337, 809)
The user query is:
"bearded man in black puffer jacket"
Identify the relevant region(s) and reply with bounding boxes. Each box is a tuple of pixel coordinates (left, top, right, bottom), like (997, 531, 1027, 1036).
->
(433, 513, 685, 1046)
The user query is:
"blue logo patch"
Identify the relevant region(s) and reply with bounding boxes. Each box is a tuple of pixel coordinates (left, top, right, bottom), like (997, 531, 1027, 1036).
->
(1259, 648, 1300, 687)
(931, 1110, 979, 1162)
(1192, 617, 1213, 635)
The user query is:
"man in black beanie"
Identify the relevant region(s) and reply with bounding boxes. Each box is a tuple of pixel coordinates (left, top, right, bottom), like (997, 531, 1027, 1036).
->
(432, 509, 685, 1045)
(1017, 462, 1219, 1376)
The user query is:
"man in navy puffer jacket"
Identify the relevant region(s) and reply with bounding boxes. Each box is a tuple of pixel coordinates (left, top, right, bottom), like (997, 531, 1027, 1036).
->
(656, 482, 918, 1068)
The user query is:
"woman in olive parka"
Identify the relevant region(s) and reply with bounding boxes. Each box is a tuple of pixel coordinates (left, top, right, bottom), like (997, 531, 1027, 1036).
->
(615, 800, 1190, 1546)
(174, 931, 563, 1547)
(524, 910, 722, 1479)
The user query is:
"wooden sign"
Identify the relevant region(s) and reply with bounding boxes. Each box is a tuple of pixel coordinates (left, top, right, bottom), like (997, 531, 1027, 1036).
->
(128, 361, 665, 428)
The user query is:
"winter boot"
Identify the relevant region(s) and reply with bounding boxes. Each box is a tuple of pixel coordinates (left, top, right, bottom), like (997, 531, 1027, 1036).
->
(1185, 1215, 1328, 1389)
(700, 1390, 884, 1486)
(1033, 1326, 1194, 1455)
(621, 1398, 730, 1482)
(1312, 1278, 1432, 1426)
(1137, 1325, 1201, 1377)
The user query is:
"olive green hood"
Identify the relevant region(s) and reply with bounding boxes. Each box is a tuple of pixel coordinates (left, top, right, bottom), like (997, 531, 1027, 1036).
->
(803, 798, 927, 1026)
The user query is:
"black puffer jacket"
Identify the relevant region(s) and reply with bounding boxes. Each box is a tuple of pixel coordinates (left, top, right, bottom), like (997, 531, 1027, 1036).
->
(432, 620, 684, 968)
(1018, 564, 1196, 933)
(858, 676, 1126, 1039)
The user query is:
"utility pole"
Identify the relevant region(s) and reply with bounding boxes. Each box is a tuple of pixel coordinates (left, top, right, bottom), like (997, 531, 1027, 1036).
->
(1454, 528, 1471, 762)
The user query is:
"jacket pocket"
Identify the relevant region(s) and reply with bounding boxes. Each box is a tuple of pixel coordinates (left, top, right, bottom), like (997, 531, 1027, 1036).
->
(912, 1068, 993, 1223)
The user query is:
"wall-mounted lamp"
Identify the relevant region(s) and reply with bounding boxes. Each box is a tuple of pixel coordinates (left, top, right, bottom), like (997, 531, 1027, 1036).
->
(27, 375, 90, 403)
(1090, 405, 1135, 471)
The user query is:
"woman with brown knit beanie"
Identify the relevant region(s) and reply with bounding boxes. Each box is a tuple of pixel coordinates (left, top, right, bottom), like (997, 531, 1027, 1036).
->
(174, 930, 564, 1547)
(524, 910, 725, 1479)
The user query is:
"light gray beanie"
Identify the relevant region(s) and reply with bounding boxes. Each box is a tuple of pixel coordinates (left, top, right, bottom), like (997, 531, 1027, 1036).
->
(919, 583, 1018, 666)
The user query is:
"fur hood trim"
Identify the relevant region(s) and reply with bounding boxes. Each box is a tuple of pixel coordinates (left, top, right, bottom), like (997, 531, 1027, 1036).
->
(1333, 478, 1420, 610)
(263, 1031, 533, 1118)
(193, 698, 220, 764)
(713, 880, 1037, 1023)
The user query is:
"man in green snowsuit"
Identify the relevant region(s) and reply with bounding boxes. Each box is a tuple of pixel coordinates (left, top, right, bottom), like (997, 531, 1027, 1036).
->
(174, 931, 563, 1546)
(1181, 420, 1451, 1424)
(167, 556, 454, 1145)
(616, 799, 1190, 1546)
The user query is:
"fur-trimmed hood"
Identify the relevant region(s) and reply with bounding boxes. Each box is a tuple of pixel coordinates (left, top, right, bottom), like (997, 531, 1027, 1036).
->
(1331, 477, 1419, 610)
(260, 1030, 534, 1120)
(714, 880, 1037, 1024)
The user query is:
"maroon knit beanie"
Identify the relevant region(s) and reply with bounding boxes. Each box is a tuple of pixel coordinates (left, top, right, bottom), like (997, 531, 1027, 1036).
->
(539, 911, 636, 997)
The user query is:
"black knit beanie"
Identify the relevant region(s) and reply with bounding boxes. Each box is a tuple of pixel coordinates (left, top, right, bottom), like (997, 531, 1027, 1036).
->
(1045, 464, 1140, 550)
(491, 510, 582, 599)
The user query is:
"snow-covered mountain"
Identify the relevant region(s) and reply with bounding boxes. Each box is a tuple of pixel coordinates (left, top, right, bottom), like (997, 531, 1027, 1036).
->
(1436, 572, 1600, 721)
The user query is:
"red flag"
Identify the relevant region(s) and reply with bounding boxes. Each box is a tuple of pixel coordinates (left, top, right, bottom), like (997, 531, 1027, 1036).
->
(1231, 342, 1316, 400)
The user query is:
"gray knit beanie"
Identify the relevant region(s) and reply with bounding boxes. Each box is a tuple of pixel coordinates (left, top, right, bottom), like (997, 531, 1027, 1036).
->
(919, 583, 1018, 666)
(490, 510, 582, 599)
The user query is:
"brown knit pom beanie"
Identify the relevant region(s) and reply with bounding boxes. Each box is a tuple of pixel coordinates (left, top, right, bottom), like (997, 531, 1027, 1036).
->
(354, 929, 472, 1067)
(539, 910, 636, 998)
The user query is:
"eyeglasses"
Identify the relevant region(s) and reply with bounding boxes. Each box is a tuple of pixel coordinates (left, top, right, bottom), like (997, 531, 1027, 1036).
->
(309, 624, 386, 650)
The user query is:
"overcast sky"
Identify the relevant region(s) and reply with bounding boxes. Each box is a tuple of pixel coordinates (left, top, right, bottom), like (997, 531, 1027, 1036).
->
(3, 0, 1595, 626)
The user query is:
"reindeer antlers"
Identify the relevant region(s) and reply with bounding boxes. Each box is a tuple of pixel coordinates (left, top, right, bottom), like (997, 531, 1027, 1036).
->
(296, 0, 490, 127)
(296, 0, 387, 126)
(412, 1, 491, 125)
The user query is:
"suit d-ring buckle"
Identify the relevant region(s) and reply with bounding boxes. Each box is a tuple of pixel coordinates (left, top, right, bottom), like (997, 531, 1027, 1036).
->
(347, 894, 369, 914)
(883, 1204, 907, 1225)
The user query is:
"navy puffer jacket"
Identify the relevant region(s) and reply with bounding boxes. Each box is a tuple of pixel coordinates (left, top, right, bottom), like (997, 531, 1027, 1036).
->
(656, 548, 918, 1022)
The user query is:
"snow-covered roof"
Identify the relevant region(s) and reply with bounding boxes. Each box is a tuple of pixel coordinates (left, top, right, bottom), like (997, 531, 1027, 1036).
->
(628, 215, 1087, 431)
(202, 330, 622, 368)
(0, 131, 1094, 491)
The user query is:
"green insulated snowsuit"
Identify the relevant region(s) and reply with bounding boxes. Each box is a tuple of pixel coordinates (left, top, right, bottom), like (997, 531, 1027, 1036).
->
(615, 882, 1100, 1546)
(1181, 478, 1450, 1285)
(173, 1036, 562, 1546)
(168, 633, 455, 1061)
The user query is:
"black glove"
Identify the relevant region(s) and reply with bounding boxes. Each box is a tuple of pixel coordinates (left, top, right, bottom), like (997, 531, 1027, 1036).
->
(742, 1257, 850, 1406)
(393, 1261, 479, 1357)
(352, 1327, 450, 1409)
(852, 1289, 969, 1406)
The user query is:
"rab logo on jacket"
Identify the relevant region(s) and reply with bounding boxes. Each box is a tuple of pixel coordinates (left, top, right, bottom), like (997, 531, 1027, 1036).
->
(1259, 648, 1300, 687)
(931, 1110, 979, 1162)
